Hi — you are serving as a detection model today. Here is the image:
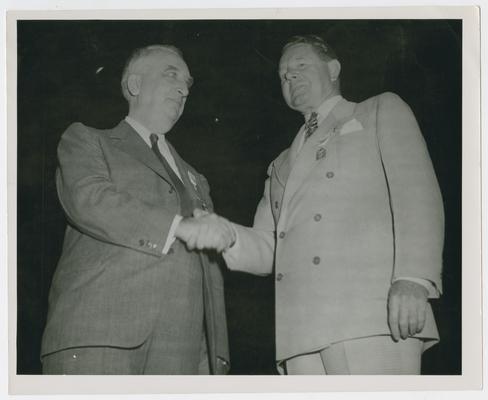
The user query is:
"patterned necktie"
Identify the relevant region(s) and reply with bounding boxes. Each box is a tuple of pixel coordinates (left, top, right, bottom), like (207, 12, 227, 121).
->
(304, 111, 319, 141)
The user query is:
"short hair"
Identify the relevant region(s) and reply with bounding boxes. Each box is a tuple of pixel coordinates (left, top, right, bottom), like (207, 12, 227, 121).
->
(121, 44, 184, 101)
(282, 35, 338, 62)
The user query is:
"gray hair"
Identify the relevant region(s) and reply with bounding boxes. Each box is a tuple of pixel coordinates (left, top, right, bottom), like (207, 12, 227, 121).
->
(282, 35, 338, 62)
(120, 44, 183, 101)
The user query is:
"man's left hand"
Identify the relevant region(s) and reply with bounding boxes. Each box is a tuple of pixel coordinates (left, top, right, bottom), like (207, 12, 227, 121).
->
(387, 280, 429, 341)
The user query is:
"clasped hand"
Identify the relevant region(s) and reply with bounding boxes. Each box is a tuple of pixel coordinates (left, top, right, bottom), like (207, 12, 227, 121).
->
(175, 208, 236, 252)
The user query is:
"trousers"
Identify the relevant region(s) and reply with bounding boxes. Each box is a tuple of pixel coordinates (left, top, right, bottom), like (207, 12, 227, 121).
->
(285, 335, 423, 375)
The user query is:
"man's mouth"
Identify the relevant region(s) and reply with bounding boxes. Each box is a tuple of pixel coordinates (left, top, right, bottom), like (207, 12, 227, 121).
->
(291, 84, 308, 98)
(168, 98, 182, 107)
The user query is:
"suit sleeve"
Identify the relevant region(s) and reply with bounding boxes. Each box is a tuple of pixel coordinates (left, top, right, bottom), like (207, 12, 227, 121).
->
(56, 123, 177, 257)
(223, 171, 276, 276)
(377, 93, 444, 292)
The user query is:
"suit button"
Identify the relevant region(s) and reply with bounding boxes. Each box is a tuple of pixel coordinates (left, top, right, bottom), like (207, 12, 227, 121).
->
(274, 201, 279, 209)
(326, 171, 334, 178)
(314, 214, 322, 222)
(276, 273, 284, 281)
(279, 232, 285, 239)
(168, 187, 174, 194)
(139, 239, 145, 246)
(313, 256, 321, 265)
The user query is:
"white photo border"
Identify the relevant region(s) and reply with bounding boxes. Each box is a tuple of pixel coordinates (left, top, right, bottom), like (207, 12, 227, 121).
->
(6, 5, 482, 395)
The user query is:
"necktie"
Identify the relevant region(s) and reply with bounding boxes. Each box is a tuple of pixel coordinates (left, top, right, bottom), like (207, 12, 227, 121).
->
(304, 111, 319, 141)
(150, 133, 191, 212)
(149, 133, 181, 182)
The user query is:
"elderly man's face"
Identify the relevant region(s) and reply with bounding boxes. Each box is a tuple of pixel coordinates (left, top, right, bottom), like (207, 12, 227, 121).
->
(279, 43, 337, 114)
(130, 49, 193, 130)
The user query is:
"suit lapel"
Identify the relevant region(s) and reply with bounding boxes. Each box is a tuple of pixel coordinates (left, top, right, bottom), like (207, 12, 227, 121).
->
(279, 99, 356, 216)
(167, 141, 195, 192)
(276, 128, 304, 187)
(108, 121, 174, 185)
(166, 140, 210, 206)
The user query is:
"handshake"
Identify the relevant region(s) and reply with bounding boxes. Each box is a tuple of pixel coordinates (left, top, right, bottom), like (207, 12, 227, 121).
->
(175, 208, 236, 253)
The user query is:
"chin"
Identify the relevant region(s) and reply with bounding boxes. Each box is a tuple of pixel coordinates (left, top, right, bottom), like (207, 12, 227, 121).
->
(290, 104, 310, 114)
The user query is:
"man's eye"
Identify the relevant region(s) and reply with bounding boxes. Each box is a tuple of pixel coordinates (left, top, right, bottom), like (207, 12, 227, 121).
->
(164, 71, 178, 78)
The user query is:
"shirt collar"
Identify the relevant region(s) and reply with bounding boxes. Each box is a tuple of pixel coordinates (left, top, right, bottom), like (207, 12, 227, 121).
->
(124, 116, 165, 148)
(304, 95, 343, 125)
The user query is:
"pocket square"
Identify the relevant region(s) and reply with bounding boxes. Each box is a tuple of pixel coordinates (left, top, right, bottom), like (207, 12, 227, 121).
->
(339, 118, 363, 135)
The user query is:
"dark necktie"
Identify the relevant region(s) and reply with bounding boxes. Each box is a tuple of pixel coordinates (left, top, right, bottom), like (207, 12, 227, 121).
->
(304, 111, 319, 141)
(149, 133, 194, 215)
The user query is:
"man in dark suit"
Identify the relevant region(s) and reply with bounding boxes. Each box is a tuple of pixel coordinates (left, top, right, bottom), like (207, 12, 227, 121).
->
(41, 44, 232, 374)
(189, 35, 444, 374)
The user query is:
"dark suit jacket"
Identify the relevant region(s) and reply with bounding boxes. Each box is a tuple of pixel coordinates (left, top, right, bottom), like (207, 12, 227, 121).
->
(41, 120, 230, 374)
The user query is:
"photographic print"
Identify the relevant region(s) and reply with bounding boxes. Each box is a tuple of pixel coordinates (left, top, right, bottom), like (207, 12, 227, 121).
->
(6, 6, 481, 394)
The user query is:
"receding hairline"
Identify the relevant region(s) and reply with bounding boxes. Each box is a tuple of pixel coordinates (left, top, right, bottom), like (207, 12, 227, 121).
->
(126, 45, 184, 73)
(120, 44, 186, 101)
(281, 35, 338, 63)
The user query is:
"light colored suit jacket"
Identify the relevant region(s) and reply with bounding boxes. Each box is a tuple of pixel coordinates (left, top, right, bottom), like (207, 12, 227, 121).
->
(41, 120, 230, 374)
(225, 93, 444, 363)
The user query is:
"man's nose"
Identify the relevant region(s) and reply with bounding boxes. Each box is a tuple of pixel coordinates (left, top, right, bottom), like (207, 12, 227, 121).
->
(177, 84, 189, 97)
(284, 70, 299, 81)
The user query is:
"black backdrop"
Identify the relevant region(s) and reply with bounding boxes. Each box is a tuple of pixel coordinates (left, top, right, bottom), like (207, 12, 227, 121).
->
(17, 19, 461, 375)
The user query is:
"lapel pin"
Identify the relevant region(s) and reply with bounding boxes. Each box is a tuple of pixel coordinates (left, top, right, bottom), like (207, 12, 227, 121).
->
(316, 147, 327, 160)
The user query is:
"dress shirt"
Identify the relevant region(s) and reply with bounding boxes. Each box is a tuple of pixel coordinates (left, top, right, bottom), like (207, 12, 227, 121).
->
(296, 95, 343, 153)
(125, 116, 182, 254)
(125, 116, 182, 180)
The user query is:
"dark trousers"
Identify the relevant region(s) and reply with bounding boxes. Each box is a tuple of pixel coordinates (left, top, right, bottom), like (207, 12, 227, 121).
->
(42, 252, 208, 374)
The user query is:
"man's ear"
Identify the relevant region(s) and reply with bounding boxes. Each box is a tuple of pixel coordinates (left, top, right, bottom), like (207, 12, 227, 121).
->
(327, 60, 341, 82)
(127, 74, 142, 96)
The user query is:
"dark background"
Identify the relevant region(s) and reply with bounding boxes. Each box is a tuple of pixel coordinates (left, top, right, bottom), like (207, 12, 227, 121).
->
(17, 19, 461, 375)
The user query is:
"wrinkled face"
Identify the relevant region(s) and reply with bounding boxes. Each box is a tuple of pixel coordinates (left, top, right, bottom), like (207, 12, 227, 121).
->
(128, 49, 193, 130)
(279, 43, 338, 114)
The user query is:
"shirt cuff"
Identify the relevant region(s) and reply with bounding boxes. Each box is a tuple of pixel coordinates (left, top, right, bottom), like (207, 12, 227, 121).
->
(222, 223, 240, 264)
(162, 214, 183, 254)
(393, 277, 440, 298)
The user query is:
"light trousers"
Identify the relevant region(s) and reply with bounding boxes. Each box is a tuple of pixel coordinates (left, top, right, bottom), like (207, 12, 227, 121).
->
(285, 335, 423, 375)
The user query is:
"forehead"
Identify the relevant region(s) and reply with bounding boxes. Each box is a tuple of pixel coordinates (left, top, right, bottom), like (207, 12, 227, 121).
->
(134, 49, 189, 74)
(279, 43, 321, 67)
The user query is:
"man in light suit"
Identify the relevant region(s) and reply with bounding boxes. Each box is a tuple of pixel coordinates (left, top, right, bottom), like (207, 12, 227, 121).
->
(41, 44, 233, 374)
(190, 35, 444, 374)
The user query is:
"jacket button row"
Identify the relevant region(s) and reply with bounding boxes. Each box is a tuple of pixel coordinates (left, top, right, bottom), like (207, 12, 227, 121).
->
(326, 171, 335, 178)
(279, 231, 285, 239)
(313, 256, 321, 265)
(314, 214, 322, 222)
